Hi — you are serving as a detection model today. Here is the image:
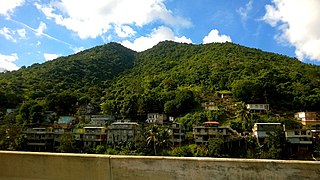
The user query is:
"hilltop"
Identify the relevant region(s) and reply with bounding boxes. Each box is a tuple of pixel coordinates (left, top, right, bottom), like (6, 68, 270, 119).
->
(0, 41, 320, 123)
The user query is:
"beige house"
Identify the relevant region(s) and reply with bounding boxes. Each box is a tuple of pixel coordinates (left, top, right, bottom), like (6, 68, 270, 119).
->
(246, 104, 269, 112)
(83, 126, 107, 147)
(285, 129, 313, 156)
(23, 127, 54, 151)
(285, 129, 312, 145)
(295, 112, 320, 127)
(252, 123, 284, 143)
(146, 113, 168, 125)
(193, 121, 235, 145)
(169, 122, 185, 146)
(107, 120, 138, 144)
(90, 114, 115, 126)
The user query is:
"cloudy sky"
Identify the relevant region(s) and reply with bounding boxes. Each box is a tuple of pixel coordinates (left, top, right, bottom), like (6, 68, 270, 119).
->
(1, 0, 320, 72)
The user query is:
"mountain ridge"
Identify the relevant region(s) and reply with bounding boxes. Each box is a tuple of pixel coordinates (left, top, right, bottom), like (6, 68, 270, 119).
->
(0, 41, 320, 118)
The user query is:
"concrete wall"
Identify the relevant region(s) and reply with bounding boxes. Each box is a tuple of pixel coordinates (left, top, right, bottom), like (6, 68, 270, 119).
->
(1, 151, 320, 180)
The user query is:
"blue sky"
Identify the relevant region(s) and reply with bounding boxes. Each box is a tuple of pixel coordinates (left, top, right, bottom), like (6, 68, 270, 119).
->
(1, 0, 320, 72)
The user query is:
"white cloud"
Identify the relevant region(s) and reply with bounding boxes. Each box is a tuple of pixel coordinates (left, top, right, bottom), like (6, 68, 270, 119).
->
(0, 27, 28, 42)
(121, 26, 192, 52)
(36, 21, 47, 36)
(0, 27, 16, 42)
(0, 53, 20, 72)
(17, 28, 26, 38)
(43, 53, 60, 61)
(263, 0, 320, 61)
(0, 0, 25, 16)
(35, 0, 191, 39)
(115, 25, 136, 38)
(237, 0, 253, 21)
(202, 29, 232, 44)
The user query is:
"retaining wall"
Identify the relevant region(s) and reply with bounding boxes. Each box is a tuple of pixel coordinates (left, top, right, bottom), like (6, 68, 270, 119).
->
(1, 151, 320, 180)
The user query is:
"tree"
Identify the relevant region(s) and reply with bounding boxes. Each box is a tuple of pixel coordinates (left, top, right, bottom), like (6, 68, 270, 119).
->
(29, 103, 45, 125)
(95, 145, 106, 154)
(208, 137, 224, 157)
(58, 133, 77, 153)
(259, 127, 287, 159)
(147, 125, 160, 155)
(157, 128, 172, 153)
(235, 102, 251, 131)
(0, 125, 27, 150)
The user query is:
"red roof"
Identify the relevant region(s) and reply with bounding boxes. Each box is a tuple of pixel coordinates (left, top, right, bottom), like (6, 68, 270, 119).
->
(203, 121, 220, 125)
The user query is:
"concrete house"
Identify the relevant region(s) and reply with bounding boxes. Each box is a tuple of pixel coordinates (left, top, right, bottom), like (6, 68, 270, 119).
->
(295, 112, 320, 127)
(146, 113, 168, 125)
(169, 122, 185, 146)
(107, 120, 138, 144)
(252, 123, 284, 143)
(90, 114, 115, 126)
(83, 126, 107, 147)
(285, 129, 312, 145)
(246, 104, 269, 112)
(193, 121, 235, 145)
(23, 127, 54, 151)
(285, 129, 313, 156)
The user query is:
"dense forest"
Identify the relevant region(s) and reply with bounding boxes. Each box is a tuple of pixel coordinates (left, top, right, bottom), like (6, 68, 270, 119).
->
(1, 41, 320, 126)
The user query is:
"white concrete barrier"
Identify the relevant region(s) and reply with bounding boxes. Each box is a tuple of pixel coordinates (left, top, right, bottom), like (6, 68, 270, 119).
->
(1, 151, 320, 180)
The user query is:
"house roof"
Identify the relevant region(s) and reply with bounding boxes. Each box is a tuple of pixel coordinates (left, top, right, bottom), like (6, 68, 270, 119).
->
(203, 121, 220, 125)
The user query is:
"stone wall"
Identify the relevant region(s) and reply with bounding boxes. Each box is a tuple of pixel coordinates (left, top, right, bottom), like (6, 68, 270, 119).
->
(1, 151, 320, 180)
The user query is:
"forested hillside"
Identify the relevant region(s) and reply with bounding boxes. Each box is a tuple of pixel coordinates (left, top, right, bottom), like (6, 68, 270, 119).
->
(0, 42, 136, 116)
(102, 41, 320, 118)
(1, 41, 320, 125)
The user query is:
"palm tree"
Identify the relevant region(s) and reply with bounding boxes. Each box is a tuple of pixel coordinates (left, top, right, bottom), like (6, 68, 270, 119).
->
(158, 128, 173, 152)
(236, 102, 250, 131)
(147, 125, 159, 155)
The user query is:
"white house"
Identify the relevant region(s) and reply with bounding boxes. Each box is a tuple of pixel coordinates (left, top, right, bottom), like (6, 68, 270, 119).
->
(246, 104, 269, 111)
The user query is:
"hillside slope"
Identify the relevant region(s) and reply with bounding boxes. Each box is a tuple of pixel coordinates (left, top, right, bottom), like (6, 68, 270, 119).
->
(0, 43, 136, 109)
(1, 41, 320, 119)
(102, 41, 320, 117)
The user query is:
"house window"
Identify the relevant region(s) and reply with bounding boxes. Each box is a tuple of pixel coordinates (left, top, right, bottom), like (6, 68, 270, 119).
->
(301, 131, 306, 135)
(295, 131, 300, 135)
(203, 135, 209, 141)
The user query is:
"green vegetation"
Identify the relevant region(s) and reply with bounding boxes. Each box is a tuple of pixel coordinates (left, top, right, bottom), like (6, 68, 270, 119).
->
(0, 41, 320, 159)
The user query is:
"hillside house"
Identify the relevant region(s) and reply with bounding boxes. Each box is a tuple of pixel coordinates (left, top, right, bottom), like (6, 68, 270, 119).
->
(23, 127, 54, 151)
(169, 122, 185, 146)
(146, 113, 168, 125)
(193, 121, 236, 145)
(285, 129, 313, 157)
(107, 120, 138, 145)
(252, 123, 284, 143)
(295, 112, 320, 127)
(246, 104, 269, 112)
(56, 116, 76, 128)
(83, 126, 107, 147)
(90, 114, 115, 126)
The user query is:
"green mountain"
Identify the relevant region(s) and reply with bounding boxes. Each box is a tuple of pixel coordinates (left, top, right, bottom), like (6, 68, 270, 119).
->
(102, 41, 320, 118)
(1, 41, 320, 121)
(0, 42, 136, 109)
